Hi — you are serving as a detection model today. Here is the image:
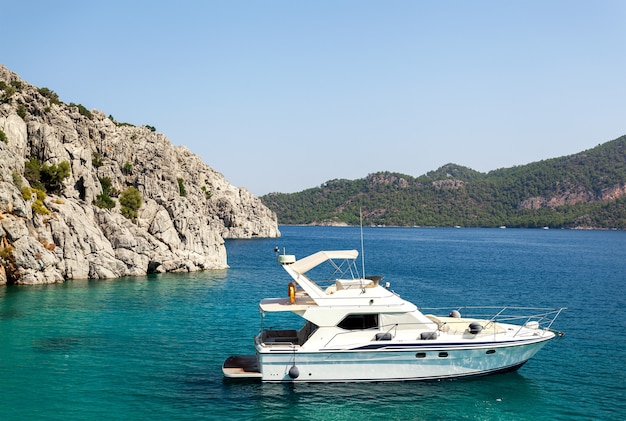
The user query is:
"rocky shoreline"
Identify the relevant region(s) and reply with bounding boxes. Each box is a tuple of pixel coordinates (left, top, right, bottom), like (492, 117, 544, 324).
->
(0, 65, 279, 285)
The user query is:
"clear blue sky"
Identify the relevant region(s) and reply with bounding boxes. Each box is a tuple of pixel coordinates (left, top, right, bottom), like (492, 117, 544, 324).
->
(4, 1, 625, 196)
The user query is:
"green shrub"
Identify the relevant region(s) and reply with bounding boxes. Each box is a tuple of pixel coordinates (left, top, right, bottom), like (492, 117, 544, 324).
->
(0, 244, 14, 261)
(122, 162, 133, 175)
(21, 186, 31, 200)
(145, 125, 156, 132)
(94, 193, 116, 209)
(24, 158, 70, 193)
(94, 176, 117, 209)
(0, 82, 16, 104)
(78, 104, 92, 119)
(12, 172, 22, 188)
(99, 176, 120, 198)
(17, 105, 27, 120)
(38, 87, 61, 105)
(119, 186, 142, 220)
(24, 158, 43, 190)
(40, 161, 70, 193)
(69, 103, 93, 119)
(109, 115, 134, 127)
(177, 178, 187, 196)
(34, 188, 46, 201)
(31, 188, 50, 215)
(0, 129, 7, 144)
(201, 186, 212, 200)
(92, 152, 103, 168)
(99, 177, 112, 194)
(32, 200, 50, 215)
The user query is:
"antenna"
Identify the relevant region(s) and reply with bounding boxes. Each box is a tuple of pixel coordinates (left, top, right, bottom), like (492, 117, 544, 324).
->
(360, 208, 365, 279)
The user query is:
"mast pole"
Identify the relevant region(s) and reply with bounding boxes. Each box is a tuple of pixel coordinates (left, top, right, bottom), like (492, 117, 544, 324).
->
(360, 208, 365, 279)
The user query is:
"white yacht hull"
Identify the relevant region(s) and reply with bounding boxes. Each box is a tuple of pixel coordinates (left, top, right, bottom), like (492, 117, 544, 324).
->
(222, 249, 565, 383)
(257, 337, 551, 382)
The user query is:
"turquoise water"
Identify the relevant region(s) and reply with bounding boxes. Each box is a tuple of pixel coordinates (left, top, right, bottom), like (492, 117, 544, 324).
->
(1, 226, 625, 420)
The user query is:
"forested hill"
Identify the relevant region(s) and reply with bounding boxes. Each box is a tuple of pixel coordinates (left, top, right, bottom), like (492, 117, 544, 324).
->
(260, 135, 626, 229)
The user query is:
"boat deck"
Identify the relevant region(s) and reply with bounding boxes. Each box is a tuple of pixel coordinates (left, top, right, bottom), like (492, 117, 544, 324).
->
(222, 355, 262, 378)
(425, 315, 508, 335)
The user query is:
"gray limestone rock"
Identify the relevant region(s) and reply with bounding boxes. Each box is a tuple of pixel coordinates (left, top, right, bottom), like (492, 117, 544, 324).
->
(0, 64, 279, 284)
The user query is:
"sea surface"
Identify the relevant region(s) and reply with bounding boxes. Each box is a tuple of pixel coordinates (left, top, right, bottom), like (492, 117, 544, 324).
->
(1, 226, 624, 420)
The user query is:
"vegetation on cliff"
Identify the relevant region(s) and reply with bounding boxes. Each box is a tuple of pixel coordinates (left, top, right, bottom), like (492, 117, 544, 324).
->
(261, 135, 626, 229)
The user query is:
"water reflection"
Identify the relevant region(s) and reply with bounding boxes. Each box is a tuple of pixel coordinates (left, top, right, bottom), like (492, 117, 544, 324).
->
(33, 335, 105, 352)
(218, 372, 545, 421)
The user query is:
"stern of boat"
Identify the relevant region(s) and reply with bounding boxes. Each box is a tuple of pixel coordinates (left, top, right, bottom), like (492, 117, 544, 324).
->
(222, 355, 262, 379)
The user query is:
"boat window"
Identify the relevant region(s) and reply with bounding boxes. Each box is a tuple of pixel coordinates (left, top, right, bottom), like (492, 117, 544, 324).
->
(486, 349, 496, 354)
(438, 352, 448, 358)
(337, 314, 379, 330)
(415, 352, 426, 358)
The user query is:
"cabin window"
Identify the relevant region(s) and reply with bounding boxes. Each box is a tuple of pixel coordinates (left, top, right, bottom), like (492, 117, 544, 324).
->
(486, 349, 496, 354)
(438, 352, 448, 358)
(337, 314, 379, 330)
(415, 352, 426, 358)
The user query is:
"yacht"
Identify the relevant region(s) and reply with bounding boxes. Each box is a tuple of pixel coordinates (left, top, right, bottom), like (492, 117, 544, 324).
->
(223, 250, 564, 382)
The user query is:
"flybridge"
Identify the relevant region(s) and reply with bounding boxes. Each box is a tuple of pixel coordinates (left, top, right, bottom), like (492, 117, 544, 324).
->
(279, 250, 359, 277)
(274, 248, 406, 308)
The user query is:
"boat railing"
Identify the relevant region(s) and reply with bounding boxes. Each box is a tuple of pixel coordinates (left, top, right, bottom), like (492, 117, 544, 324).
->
(259, 329, 299, 345)
(258, 322, 319, 347)
(419, 306, 566, 336)
(322, 327, 381, 348)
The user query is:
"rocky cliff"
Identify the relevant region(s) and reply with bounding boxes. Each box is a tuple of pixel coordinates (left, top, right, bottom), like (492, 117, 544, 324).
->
(0, 65, 279, 285)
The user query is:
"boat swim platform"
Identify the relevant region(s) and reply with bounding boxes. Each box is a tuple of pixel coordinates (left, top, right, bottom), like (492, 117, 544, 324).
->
(222, 355, 262, 379)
